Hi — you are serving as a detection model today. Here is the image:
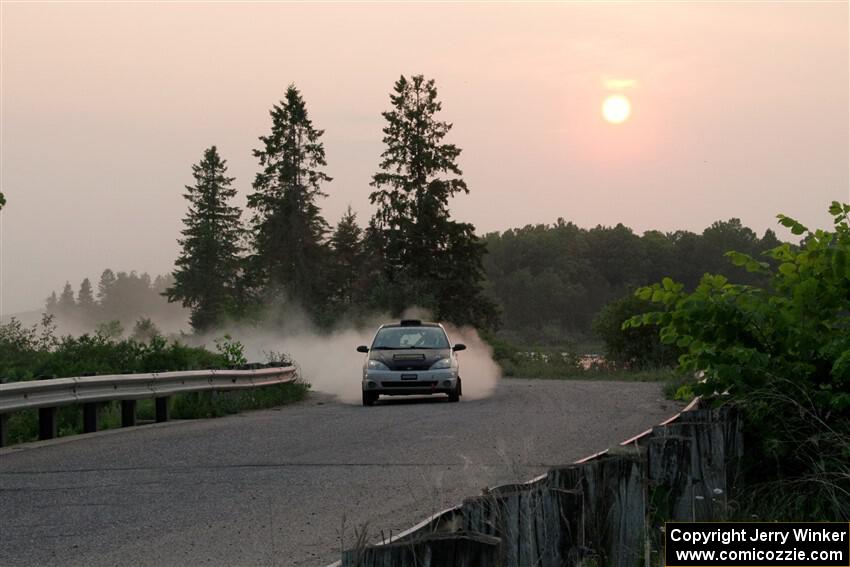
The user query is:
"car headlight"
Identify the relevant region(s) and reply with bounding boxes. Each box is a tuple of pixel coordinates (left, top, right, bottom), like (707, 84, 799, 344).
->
(430, 358, 452, 370)
(367, 359, 389, 370)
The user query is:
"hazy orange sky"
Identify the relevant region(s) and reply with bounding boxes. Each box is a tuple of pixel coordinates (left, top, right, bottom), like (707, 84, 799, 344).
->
(1, 2, 848, 314)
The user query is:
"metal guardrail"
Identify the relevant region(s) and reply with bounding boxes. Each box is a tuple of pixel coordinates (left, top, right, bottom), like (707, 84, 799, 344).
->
(0, 366, 297, 447)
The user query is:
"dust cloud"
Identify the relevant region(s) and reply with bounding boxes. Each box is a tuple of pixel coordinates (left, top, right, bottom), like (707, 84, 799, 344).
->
(203, 309, 501, 404)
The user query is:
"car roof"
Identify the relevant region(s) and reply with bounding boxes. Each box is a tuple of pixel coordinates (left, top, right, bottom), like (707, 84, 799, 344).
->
(378, 320, 444, 330)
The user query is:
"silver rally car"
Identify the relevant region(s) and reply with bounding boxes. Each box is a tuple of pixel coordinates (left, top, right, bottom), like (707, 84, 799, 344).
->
(357, 320, 466, 406)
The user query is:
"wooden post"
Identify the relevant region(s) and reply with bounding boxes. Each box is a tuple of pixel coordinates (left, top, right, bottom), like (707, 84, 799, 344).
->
(39, 407, 58, 440)
(155, 397, 169, 423)
(0, 413, 8, 447)
(82, 402, 99, 433)
(121, 400, 136, 427)
(341, 533, 501, 567)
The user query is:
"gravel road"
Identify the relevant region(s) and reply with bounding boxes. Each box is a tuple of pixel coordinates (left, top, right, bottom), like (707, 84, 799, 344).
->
(0, 379, 680, 567)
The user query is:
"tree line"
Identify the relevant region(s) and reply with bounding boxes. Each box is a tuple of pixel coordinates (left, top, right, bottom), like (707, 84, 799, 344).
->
(483, 217, 783, 344)
(35, 74, 790, 341)
(167, 76, 496, 332)
(44, 270, 180, 339)
(45, 213, 785, 346)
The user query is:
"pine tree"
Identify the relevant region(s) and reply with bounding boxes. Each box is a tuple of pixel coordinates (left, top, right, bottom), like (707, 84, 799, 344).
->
(167, 146, 244, 332)
(76, 277, 96, 327)
(97, 269, 116, 304)
(57, 282, 76, 318)
(369, 74, 498, 329)
(77, 278, 95, 310)
(328, 206, 364, 307)
(45, 291, 58, 313)
(246, 85, 331, 312)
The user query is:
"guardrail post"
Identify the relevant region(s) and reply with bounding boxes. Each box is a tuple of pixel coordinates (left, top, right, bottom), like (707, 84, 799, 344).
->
(39, 407, 58, 440)
(121, 400, 136, 427)
(0, 414, 8, 447)
(155, 397, 169, 423)
(82, 402, 99, 433)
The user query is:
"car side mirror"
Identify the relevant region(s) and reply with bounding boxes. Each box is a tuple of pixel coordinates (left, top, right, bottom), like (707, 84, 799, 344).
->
(357, 345, 369, 353)
(453, 343, 467, 352)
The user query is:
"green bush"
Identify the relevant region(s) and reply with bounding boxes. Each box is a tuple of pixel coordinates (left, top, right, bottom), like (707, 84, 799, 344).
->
(170, 382, 308, 419)
(0, 319, 308, 446)
(484, 335, 676, 383)
(0, 317, 228, 383)
(593, 294, 680, 369)
(626, 202, 850, 520)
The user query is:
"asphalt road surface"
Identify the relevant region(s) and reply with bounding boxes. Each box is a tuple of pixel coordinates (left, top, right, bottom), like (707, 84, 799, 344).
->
(1, 379, 681, 567)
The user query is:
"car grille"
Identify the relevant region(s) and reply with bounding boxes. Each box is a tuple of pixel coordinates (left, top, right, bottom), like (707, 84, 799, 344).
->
(389, 363, 432, 371)
(381, 381, 438, 388)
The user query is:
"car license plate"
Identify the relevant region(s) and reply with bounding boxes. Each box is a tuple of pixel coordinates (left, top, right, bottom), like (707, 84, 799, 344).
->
(401, 374, 417, 380)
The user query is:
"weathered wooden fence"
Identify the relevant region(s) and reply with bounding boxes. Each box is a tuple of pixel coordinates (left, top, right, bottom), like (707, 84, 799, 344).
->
(340, 401, 742, 567)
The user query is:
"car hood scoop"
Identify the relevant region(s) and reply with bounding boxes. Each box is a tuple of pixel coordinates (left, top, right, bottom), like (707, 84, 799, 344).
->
(392, 353, 426, 361)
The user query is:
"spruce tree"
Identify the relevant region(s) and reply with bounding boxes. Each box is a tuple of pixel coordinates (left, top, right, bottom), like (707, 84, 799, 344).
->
(369, 74, 498, 328)
(246, 85, 331, 313)
(45, 291, 58, 313)
(77, 278, 95, 310)
(328, 206, 364, 308)
(97, 269, 116, 303)
(167, 146, 244, 332)
(76, 278, 96, 327)
(57, 282, 76, 318)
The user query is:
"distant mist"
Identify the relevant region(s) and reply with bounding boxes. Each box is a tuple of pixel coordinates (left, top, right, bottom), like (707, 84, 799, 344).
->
(34, 270, 189, 339)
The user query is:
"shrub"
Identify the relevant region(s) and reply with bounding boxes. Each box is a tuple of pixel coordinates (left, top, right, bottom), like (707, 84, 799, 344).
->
(592, 294, 679, 369)
(0, 317, 229, 383)
(626, 202, 850, 520)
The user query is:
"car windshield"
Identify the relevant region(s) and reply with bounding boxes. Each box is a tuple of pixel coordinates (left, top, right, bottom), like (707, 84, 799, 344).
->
(372, 327, 450, 349)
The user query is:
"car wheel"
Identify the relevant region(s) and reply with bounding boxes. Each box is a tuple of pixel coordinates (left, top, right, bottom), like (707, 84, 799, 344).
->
(362, 390, 377, 406)
(448, 379, 461, 403)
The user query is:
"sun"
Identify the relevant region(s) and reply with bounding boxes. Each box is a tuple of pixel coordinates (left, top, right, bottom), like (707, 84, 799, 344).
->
(602, 94, 631, 124)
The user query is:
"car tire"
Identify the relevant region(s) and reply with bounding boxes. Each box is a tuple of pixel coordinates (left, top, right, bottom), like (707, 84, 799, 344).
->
(362, 391, 377, 407)
(448, 379, 461, 403)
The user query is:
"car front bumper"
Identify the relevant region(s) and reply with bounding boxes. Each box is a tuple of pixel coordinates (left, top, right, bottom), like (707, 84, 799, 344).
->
(362, 369, 458, 395)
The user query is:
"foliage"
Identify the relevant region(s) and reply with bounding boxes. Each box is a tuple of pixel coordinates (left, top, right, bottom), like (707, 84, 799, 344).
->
(214, 334, 247, 366)
(57, 282, 76, 318)
(491, 343, 675, 382)
(484, 218, 782, 343)
(169, 381, 308, 421)
(369, 74, 498, 330)
(592, 294, 679, 369)
(131, 317, 160, 342)
(45, 269, 180, 334)
(247, 84, 331, 316)
(1, 315, 307, 447)
(325, 206, 368, 320)
(76, 277, 95, 326)
(167, 146, 245, 331)
(0, 315, 57, 380)
(626, 202, 850, 520)
(0, 315, 227, 382)
(0, 191, 5, 210)
(95, 319, 124, 340)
